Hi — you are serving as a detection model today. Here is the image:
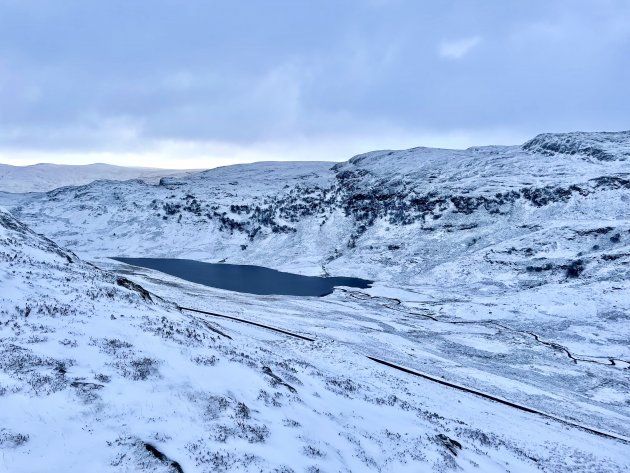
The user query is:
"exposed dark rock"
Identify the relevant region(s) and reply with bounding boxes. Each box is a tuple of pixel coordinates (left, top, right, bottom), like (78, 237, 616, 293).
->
(436, 434, 462, 456)
(144, 443, 185, 473)
(116, 277, 153, 302)
(565, 260, 585, 278)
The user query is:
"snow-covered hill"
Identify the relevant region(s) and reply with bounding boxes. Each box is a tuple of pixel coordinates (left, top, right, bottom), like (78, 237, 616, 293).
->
(1, 207, 629, 472)
(2, 131, 630, 471)
(6, 131, 630, 287)
(0, 162, 198, 193)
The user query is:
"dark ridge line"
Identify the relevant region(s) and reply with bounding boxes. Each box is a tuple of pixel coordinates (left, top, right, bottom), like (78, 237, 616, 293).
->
(178, 306, 316, 342)
(520, 329, 626, 366)
(366, 356, 630, 445)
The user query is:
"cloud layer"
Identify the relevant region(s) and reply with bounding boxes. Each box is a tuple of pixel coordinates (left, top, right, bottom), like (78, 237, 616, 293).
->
(439, 36, 482, 59)
(0, 0, 628, 167)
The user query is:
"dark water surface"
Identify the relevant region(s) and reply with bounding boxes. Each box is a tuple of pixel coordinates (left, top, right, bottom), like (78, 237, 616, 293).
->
(112, 257, 372, 296)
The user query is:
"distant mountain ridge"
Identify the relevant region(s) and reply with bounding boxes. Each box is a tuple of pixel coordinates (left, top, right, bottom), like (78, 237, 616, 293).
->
(0, 162, 199, 193)
(522, 130, 630, 162)
(3, 130, 630, 287)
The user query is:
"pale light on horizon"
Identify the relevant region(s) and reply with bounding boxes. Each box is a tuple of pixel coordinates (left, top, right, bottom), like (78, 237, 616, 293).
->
(0, 1, 628, 168)
(0, 127, 532, 169)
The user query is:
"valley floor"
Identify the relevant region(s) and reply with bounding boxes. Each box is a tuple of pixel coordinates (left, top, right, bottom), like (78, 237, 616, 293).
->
(63, 257, 629, 471)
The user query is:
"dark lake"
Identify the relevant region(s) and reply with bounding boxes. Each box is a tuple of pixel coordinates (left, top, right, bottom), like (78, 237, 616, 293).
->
(112, 257, 372, 297)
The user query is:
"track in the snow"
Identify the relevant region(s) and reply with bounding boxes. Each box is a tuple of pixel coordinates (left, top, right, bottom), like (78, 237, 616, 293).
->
(178, 306, 316, 341)
(367, 356, 630, 445)
(179, 304, 629, 445)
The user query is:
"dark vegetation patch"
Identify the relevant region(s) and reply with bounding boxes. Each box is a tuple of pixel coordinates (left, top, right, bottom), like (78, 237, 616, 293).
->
(302, 445, 326, 458)
(257, 389, 284, 408)
(601, 253, 630, 261)
(325, 376, 360, 397)
(147, 315, 213, 346)
(576, 227, 614, 236)
(211, 421, 270, 444)
(0, 429, 29, 449)
(203, 395, 230, 421)
(91, 337, 133, 356)
(185, 444, 258, 472)
(192, 355, 219, 366)
(14, 301, 74, 318)
(282, 418, 301, 428)
(95, 373, 111, 383)
(0, 343, 69, 395)
(112, 356, 160, 381)
(525, 260, 585, 279)
(70, 380, 104, 403)
(526, 263, 554, 273)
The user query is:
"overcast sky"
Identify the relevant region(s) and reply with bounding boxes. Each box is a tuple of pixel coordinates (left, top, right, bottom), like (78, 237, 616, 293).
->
(0, 0, 628, 168)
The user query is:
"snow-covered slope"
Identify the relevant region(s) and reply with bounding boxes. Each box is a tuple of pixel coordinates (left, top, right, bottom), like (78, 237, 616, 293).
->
(3, 131, 630, 471)
(0, 162, 198, 193)
(2, 208, 629, 472)
(522, 130, 630, 162)
(6, 132, 630, 287)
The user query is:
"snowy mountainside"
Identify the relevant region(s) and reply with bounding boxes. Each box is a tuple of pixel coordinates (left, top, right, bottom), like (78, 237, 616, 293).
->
(1, 208, 629, 472)
(3, 131, 630, 472)
(522, 130, 630, 162)
(0, 162, 198, 193)
(6, 131, 630, 288)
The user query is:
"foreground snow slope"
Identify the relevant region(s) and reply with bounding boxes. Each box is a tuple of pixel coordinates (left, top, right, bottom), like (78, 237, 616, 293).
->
(0, 162, 198, 193)
(1, 208, 629, 472)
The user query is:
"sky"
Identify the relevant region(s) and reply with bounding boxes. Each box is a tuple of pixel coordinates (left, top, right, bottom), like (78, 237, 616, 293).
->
(0, 0, 629, 169)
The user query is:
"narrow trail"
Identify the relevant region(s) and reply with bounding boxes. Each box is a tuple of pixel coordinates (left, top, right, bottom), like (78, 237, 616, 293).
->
(367, 356, 630, 445)
(178, 306, 316, 341)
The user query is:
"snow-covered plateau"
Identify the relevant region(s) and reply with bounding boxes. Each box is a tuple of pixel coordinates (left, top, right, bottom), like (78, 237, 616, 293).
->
(0, 163, 197, 193)
(1, 130, 629, 472)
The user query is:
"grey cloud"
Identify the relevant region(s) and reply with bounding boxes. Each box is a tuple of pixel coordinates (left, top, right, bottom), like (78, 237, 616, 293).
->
(0, 0, 628, 159)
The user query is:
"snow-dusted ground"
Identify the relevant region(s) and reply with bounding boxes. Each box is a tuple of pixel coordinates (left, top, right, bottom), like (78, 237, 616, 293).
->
(1, 130, 630, 471)
(0, 162, 198, 193)
(1, 208, 628, 472)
